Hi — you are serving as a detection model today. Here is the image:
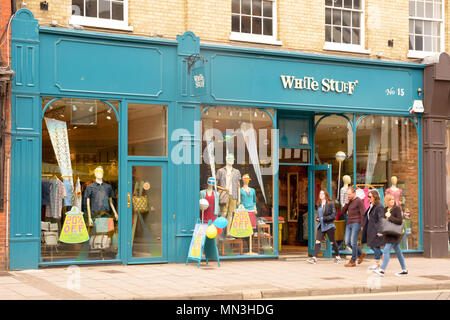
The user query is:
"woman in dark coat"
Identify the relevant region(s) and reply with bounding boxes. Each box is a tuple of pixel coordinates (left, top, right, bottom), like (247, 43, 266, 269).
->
(362, 189, 384, 270)
(373, 194, 408, 277)
(306, 190, 341, 264)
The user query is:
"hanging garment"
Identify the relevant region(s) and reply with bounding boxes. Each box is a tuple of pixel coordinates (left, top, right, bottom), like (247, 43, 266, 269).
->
(45, 178, 66, 219)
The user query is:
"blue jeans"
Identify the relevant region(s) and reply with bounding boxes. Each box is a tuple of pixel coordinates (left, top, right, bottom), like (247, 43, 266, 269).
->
(345, 223, 362, 262)
(371, 246, 383, 260)
(381, 243, 407, 271)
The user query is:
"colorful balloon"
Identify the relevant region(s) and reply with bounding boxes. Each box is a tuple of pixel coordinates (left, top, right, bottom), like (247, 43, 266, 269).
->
(216, 227, 223, 236)
(213, 217, 227, 229)
(206, 224, 218, 239)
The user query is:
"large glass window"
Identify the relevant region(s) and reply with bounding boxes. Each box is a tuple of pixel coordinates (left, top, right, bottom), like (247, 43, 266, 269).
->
(128, 104, 167, 157)
(200, 106, 275, 257)
(41, 97, 119, 262)
(315, 115, 354, 211)
(355, 115, 420, 250)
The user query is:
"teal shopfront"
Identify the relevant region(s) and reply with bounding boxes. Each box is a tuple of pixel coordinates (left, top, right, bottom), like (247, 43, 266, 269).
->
(10, 9, 424, 270)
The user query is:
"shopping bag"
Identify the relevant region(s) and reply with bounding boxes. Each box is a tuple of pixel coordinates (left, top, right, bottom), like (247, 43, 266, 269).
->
(94, 217, 110, 233)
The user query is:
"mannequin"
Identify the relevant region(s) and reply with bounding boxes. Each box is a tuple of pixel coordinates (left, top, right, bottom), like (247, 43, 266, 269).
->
(385, 176, 403, 206)
(216, 153, 241, 235)
(340, 175, 351, 208)
(85, 166, 118, 227)
(240, 174, 257, 255)
(200, 177, 220, 223)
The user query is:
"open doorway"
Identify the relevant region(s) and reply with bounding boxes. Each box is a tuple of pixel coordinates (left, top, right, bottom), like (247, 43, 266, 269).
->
(279, 165, 309, 256)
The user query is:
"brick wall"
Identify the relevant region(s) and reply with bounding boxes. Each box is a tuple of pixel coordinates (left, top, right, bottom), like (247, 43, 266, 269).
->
(0, 0, 12, 270)
(19, 0, 449, 62)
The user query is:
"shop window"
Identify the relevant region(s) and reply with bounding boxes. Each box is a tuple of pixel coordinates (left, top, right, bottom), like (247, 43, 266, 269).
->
(408, 0, 444, 58)
(41, 97, 119, 262)
(70, 0, 133, 31)
(128, 103, 167, 157)
(200, 106, 275, 257)
(314, 115, 354, 209)
(324, 0, 369, 54)
(231, 0, 281, 45)
(355, 115, 419, 250)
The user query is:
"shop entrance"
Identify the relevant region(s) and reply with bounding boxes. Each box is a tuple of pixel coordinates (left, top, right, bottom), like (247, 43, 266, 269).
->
(278, 163, 332, 257)
(127, 162, 167, 263)
(279, 164, 309, 255)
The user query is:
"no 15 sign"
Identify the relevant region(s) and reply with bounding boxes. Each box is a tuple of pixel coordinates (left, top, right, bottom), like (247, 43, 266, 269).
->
(385, 87, 405, 96)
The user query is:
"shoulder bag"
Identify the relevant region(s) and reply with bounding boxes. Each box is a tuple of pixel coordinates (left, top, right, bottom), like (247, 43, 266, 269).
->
(381, 218, 404, 237)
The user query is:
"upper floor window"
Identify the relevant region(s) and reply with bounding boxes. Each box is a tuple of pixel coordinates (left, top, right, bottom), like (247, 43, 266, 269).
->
(324, 0, 369, 54)
(409, 0, 444, 58)
(70, 0, 133, 31)
(230, 0, 281, 45)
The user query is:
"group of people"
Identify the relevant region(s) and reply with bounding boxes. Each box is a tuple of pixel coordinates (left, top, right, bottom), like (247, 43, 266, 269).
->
(306, 186, 408, 277)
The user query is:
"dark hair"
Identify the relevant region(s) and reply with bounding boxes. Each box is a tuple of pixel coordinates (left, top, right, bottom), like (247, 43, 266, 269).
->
(368, 189, 381, 205)
(316, 189, 332, 207)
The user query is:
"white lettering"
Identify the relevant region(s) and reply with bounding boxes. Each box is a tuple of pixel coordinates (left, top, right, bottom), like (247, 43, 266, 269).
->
(321, 78, 330, 92)
(280, 75, 295, 89)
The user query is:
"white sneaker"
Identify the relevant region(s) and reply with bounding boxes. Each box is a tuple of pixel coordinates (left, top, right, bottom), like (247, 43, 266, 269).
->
(306, 257, 317, 264)
(368, 264, 379, 270)
(334, 256, 342, 264)
(373, 269, 385, 276)
(395, 270, 408, 277)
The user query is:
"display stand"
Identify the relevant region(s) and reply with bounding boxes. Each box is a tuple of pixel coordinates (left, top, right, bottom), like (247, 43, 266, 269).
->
(186, 219, 220, 268)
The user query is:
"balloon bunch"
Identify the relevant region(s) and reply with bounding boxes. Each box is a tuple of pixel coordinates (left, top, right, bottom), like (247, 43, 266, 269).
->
(206, 217, 228, 239)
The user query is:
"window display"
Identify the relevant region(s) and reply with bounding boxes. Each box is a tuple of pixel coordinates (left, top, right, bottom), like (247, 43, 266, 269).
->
(201, 106, 275, 256)
(41, 97, 119, 262)
(355, 115, 419, 250)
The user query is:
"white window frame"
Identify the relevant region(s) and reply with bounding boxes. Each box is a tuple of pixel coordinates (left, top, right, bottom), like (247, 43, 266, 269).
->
(408, 0, 445, 59)
(69, 0, 133, 32)
(324, 0, 370, 54)
(230, 0, 282, 46)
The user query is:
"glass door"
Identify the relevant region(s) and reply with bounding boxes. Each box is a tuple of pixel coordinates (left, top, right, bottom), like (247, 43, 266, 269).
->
(308, 164, 332, 257)
(127, 162, 167, 263)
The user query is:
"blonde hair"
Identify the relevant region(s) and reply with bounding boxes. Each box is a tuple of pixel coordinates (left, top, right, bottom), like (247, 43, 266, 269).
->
(384, 194, 395, 207)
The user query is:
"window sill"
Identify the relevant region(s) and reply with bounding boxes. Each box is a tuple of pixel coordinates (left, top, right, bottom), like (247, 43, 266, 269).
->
(323, 42, 370, 55)
(69, 16, 133, 32)
(407, 50, 441, 59)
(230, 32, 282, 46)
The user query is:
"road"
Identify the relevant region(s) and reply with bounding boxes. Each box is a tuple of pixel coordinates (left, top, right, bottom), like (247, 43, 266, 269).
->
(268, 289, 450, 300)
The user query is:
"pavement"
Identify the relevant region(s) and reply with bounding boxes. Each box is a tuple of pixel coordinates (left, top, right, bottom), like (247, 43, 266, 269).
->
(0, 255, 449, 300)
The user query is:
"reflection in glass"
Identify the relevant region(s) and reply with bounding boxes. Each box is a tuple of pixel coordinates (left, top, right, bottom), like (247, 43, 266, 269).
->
(131, 166, 163, 258)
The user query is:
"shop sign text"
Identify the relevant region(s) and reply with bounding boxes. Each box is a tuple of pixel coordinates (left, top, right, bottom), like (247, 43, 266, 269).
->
(280, 75, 358, 95)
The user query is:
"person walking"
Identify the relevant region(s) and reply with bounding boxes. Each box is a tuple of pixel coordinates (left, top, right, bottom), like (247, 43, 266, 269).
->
(373, 194, 408, 276)
(306, 190, 342, 264)
(341, 186, 366, 267)
(361, 189, 384, 270)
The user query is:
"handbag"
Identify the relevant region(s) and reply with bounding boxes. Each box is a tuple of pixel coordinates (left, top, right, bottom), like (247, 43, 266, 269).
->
(133, 195, 149, 212)
(90, 234, 111, 250)
(107, 218, 115, 232)
(381, 218, 404, 237)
